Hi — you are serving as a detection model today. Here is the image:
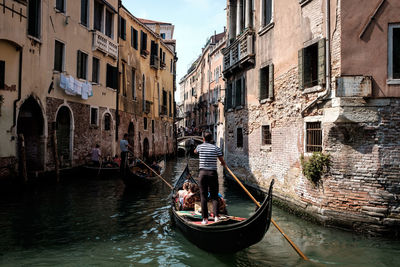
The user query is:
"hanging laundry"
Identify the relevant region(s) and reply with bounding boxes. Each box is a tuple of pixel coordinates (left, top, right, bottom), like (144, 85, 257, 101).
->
(88, 82, 93, 97)
(81, 82, 89, 100)
(60, 74, 68, 89)
(73, 79, 83, 95)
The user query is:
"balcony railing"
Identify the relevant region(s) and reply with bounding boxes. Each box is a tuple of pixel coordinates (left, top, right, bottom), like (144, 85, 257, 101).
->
(93, 31, 118, 59)
(150, 55, 159, 69)
(223, 29, 254, 73)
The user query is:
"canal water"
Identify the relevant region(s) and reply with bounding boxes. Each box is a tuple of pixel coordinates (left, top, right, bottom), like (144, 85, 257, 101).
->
(0, 158, 399, 267)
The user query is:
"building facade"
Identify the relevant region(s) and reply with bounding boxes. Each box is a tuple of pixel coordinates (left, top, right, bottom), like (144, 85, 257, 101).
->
(223, 0, 400, 235)
(118, 7, 176, 159)
(0, 0, 177, 180)
(179, 31, 226, 147)
(0, 0, 119, 178)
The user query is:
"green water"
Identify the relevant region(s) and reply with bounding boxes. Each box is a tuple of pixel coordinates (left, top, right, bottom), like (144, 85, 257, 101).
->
(0, 158, 398, 266)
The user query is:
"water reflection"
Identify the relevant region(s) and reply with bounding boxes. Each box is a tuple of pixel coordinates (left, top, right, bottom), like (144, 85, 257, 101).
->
(0, 158, 399, 266)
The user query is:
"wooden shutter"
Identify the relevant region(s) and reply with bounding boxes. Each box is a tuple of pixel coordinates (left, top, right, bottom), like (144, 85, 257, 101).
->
(298, 49, 304, 90)
(77, 51, 81, 78)
(318, 38, 326, 85)
(0, 61, 4, 89)
(268, 63, 274, 99)
(241, 76, 245, 106)
(259, 67, 267, 100)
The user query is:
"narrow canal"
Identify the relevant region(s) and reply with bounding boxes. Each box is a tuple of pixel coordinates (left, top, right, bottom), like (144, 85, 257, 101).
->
(0, 158, 399, 266)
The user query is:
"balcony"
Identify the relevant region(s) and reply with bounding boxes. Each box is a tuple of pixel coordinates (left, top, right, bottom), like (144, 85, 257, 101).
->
(150, 55, 159, 69)
(93, 31, 118, 59)
(223, 29, 255, 76)
(144, 100, 152, 114)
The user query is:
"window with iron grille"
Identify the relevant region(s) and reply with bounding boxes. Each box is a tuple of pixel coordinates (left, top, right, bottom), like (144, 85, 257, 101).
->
(54, 40, 64, 72)
(237, 128, 243, 148)
(306, 122, 322, 152)
(104, 113, 111, 131)
(77, 50, 88, 80)
(262, 125, 272, 145)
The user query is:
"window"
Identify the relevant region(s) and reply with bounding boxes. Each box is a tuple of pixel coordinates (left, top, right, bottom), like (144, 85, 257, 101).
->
(0, 61, 4, 89)
(90, 107, 99, 126)
(262, 125, 272, 145)
(106, 64, 118, 89)
(262, 0, 273, 26)
(298, 39, 325, 89)
(56, 0, 65, 13)
(237, 128, 243, 148)
(92, 57, 100, 83)
(141, 31, 148, 55)
(28, 0, 41, 38)
(160, 33, 166, 39)
(119, 16, 126, 40)
(131, 27, 138, 49)
(169, 92, 172, 117)
(170, 59, 173, 73)
(389, 24, 400, 80)
(151, 120, 155, 133)
(80, 0, 89, 26)
(122, 63, 126, 96)
(104, 113, 111, 131)
(161, 90, 167, 115)
(259, 64, 274, 101)
(93, 0, 102, 32)
(54, 40, 64, 72)
(235, 78, 243, 107)
(306, 122, 322, 152)
(105, 10, 113, 38)
(226, 83, 232, 110)
(144, 117, 148, 130)
(142, 74, 146, 111)
(131, 68, 136, 100)
(77, 50, 88, 80)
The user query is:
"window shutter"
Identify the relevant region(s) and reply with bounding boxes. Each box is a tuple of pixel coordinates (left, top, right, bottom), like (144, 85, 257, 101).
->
(77, 51, 81, 78)
(259, 68, 267, 100)
(268, 63, 274, 99)
(0, 61, 4, 89)
(298, 48, 304, 90)
(241, 76, 245, 106)
(318, 38, 326, 85)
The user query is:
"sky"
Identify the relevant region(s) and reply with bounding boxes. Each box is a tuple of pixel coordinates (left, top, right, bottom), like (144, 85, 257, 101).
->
(122, 0, 227, 101)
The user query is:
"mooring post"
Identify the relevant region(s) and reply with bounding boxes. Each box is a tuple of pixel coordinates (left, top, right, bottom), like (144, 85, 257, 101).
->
(18, 134, 28, 183)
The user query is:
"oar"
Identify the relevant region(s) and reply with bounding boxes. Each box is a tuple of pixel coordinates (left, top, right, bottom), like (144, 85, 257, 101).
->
(224, 165, 309, 261)
(137, 158, 173, 189)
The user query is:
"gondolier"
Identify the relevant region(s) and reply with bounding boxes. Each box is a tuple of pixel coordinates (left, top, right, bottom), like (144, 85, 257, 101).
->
(194, 131, 226, 225)
(120, 133, 133, 175)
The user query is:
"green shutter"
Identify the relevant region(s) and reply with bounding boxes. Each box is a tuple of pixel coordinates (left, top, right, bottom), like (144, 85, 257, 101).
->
(77, 51, 81, 78)
(259, 68, 267, 100)
(318, 38, 326, 85)
(268, 64, 274, 100)
(241, 76, 245, 106)
(298, 49, 304, 90)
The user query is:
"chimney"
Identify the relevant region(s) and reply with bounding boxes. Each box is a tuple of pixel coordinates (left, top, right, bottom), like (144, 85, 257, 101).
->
(155, 23, 161, 35)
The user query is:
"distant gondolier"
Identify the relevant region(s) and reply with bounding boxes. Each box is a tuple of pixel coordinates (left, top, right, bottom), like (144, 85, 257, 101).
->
(194, 130, 226, 225)
(120, 133, 133, 174)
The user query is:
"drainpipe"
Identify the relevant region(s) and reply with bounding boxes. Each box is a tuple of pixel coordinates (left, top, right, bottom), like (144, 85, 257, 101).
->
(11, 47, 23, 134)
(301, 0, 331, 116)
(115, 0, 121, 141)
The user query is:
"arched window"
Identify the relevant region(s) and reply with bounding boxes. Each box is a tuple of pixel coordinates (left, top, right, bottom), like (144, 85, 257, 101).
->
(104, 113, 111, 131)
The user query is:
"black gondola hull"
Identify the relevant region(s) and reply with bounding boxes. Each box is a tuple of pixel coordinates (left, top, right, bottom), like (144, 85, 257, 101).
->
(171, 165, 274, 253)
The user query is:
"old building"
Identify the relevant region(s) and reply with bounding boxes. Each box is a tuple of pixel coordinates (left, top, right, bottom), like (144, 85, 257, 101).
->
(179, 31, 226, 147)
(223, 0, 400, 235)
(118, 6, 176, 159)
(0, 0, 119, 178)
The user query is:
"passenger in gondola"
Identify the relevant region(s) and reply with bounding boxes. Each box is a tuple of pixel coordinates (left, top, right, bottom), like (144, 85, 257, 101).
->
(91, 144, 101, 167)
(182, 183, 200, 211)
(176, 182, 190, 209)
(113, 154, 121, 167)
(150, 160, 161, 174)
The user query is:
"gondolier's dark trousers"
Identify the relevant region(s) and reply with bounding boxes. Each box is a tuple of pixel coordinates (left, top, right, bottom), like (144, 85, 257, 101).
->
(199, 169, 219, 219)
(120, 151, 128, 175)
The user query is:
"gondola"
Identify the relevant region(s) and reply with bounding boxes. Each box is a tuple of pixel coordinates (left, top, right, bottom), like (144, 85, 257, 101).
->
(171, 165, 274, 253)
(81, 163, 120, 178)
(122, 159, 165, 187)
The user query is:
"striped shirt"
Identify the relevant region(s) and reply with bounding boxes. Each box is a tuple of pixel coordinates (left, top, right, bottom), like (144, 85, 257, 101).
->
(196, 142, 223, 170)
